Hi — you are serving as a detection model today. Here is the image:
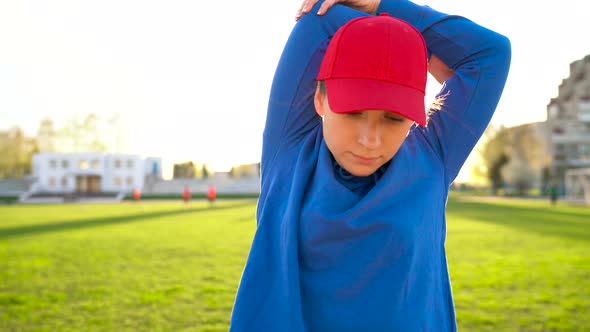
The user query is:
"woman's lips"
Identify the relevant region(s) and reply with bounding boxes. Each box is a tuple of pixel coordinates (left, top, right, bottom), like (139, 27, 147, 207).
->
(351, 152, 380, 165)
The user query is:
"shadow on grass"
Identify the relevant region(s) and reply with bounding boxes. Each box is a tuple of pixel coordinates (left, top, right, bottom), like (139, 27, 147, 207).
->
(0, 201, 255, 240)
(447, 199, 590, 243)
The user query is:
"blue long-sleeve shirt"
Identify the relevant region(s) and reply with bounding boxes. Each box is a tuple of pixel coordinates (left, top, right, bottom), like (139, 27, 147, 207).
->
(230, 1, 511, 331)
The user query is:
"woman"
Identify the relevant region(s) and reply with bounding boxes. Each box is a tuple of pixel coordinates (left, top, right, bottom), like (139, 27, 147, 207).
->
(230, 0, 511, 330)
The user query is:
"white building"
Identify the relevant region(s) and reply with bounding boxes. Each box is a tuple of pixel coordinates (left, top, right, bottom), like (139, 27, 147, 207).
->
(31, 152, 162, 194)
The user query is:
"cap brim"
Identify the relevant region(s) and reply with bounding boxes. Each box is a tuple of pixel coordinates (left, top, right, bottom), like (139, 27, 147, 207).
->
(325, 78, 426, 126)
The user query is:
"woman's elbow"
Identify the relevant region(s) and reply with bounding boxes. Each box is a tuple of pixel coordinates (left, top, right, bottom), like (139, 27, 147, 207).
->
(492, 33, 512, 73)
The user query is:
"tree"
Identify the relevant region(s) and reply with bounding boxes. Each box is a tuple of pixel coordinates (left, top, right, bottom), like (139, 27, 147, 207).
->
(0, 127, 38, 179)
(489, 153, 510, 195)
(58, 113, 108, 152)
(227, 163, 260, 179)
(37, 118, 57, 152)
(501, 124, 551, 196)
(477, 123, 551, 196)
(202, 164, 209, 179)
(477, 125, 511, 195)
(82, 113, 106, 152)
(502, 157, 534, 196)
(173, 161, 196, 179)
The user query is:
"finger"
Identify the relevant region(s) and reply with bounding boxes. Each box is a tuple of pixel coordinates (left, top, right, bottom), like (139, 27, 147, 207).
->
(317, 0, 338, 15)
(295, 0, 309, 20)
(301, 0, 312, 13)
(310, 0, 322, 12)
(296, 0, 320, 20)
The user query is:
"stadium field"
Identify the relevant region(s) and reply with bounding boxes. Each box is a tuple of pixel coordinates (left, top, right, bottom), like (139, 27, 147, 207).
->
(1, 196, 588, 331)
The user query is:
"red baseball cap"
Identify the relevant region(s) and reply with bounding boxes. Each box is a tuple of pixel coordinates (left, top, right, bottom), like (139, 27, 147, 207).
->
(317, 13, 428, 126)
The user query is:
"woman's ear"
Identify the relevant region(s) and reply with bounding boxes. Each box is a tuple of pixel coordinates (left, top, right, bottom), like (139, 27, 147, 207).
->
(314, 83, 324, 117)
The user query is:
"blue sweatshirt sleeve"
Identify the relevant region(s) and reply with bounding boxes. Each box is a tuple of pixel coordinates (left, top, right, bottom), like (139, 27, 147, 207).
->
(377, 0, 512, 185)
(261, 4, 366, 174)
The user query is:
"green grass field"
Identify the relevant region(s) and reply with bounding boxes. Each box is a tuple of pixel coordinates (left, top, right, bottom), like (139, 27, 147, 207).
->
(0, 196, 588, 331)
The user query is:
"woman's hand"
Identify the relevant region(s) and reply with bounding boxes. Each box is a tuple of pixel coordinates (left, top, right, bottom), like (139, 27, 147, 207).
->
(295, 0, 381, 21)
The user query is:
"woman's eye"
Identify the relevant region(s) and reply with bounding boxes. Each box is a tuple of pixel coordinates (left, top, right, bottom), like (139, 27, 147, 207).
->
(348, 112, 362, 116)
(385, 116, 404, 122)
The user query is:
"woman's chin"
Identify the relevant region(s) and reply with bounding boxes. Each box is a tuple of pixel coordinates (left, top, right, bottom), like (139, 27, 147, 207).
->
(342, 164, 378, 177)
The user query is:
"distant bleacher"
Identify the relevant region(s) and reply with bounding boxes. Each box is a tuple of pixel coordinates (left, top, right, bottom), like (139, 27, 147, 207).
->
(147, 177, 260, 195)
(0, 179, 32, 196)
(0, 176, 261, 203)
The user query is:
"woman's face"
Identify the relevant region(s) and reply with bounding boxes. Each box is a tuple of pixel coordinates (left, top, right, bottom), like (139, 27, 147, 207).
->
(314, 85, 414, 177)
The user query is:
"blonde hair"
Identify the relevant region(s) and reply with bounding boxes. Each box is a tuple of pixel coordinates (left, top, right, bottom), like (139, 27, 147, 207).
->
(426, 91, 449, 124)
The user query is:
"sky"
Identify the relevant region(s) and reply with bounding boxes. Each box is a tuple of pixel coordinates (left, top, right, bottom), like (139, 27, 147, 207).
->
(1, 0, 589, 180)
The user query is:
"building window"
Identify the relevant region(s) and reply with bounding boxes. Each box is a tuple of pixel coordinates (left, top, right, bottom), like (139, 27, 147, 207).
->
(555, 144, 565, 152)
(49, 177, 56, 187)
(114, 177, 122, 186)
(79, 160, 88, 170)
(127, 159, 134, 169)
(62, 160, 69, 169)
(552, 127, 564, 134)
(91, 159, 100, 169)
(61, 177, 68, 188)
(49, 159, 57, 169)
(579, 101, 590, 121)
(548, 104, 559, 119)
(115, 159, 122, 168)
(126, 176, 134, 186)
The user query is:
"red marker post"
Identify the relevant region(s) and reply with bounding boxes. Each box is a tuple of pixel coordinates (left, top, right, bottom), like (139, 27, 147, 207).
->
(132, 187, 141, 201)
(207, 184, 216, 207)
(183, 185, 191, 203)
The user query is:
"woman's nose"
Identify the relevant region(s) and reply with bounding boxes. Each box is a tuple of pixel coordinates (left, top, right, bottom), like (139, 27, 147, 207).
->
(358, 121, 381, 149)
